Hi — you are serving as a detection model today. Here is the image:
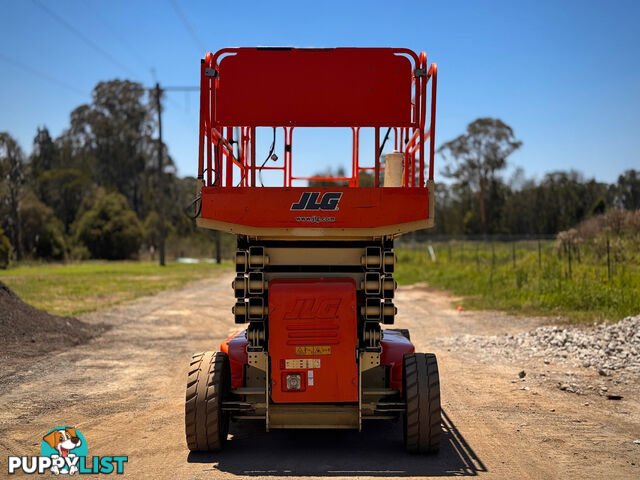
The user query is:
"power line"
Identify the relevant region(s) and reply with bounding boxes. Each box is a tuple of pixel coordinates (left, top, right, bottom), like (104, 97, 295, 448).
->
(165, 94, 190, 116)
(168, 0, 205, 54)
(0, 52, 86, 96)
(163, 86, 199, 91)
(83, 1, 152, 79)
(32, 0, 140, 79)
(1, 51, 196, 115)
(147, 84, 198, 118)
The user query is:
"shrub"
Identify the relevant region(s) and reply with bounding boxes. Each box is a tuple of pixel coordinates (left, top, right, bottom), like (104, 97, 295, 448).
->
(557, 209, 640, 263)
(20, 194, 66, 260)
(68, 242, 90, 262)
(74, 192, 144, 260)
(37, 168, 93, 229)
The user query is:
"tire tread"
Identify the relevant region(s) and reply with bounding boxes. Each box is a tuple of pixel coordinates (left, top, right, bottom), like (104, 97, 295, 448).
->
(403, 352, 441, 453)
(185, 351, 230, 452)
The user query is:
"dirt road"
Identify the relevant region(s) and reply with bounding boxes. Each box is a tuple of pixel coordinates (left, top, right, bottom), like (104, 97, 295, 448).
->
(1, 271, 638, 479)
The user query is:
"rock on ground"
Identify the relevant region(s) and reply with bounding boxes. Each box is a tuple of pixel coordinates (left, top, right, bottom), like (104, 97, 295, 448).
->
(438, 314, 640, 377)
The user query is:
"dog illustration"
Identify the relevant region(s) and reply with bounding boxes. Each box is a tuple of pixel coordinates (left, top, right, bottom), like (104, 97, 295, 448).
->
(42, 427, 82, 475)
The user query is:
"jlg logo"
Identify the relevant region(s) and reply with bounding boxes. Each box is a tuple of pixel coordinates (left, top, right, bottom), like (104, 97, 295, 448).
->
(290, 192, 342, 211)
(283, 297, 342, 319)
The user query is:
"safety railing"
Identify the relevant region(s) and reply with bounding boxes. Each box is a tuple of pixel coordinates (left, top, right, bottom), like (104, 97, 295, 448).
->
(197, 48, 437, 189)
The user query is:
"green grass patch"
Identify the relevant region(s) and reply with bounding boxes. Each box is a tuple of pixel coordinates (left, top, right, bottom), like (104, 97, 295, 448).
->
(396, 241, 640, 322)
(0, 261, 231, 316)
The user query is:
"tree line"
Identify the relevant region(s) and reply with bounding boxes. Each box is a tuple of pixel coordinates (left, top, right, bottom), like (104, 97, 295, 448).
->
(2, 85, 638, 269)
(431, 118, 639, 236)
(0, 80, 213, 268)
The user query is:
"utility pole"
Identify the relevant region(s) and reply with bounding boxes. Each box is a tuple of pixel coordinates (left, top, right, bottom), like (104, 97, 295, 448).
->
(149, 83, 198, 266)
(154, 83, 166, 266)
(215, 231, 221, 263)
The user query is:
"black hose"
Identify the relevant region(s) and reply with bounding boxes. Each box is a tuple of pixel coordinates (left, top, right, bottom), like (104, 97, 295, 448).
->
(258, 127, 277, 187)
(379, 127, 392, 153)
(184, 195, 202, 219)
(237, 127, 276, 187)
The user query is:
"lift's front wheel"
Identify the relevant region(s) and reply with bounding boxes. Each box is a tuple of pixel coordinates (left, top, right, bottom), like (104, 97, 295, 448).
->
(403, 353, 441, 453)
(185, 351, 230, 452)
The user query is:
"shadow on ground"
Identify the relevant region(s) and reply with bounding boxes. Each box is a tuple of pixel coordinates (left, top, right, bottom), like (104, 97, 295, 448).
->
(188, 410, 486, 477)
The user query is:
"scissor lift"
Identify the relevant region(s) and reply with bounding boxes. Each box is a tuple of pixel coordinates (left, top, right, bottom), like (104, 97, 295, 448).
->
(185, 47, 440, 453)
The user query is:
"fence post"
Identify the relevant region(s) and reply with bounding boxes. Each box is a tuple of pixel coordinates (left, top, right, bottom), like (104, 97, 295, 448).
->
(476, 243, 479, 270)
(512, 242, 516, 268)
(538, 239, 542, 269)
(490, 241, 495, 287)
(606, 236, 611, 281)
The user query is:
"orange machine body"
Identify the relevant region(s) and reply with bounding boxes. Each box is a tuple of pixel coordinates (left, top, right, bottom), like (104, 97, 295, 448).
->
(221, 326, 415, 394)
(200, 187, 430, 230)
(267, 278, 358, 403)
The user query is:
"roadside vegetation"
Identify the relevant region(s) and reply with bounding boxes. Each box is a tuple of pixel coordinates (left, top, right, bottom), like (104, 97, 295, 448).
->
(396, 210, 640, 323)
(0, 261, 230, 316)
(0, 83, 236, 268)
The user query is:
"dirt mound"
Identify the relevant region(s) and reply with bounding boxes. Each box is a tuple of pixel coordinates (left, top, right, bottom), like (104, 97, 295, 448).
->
(0, 281, 107, 365)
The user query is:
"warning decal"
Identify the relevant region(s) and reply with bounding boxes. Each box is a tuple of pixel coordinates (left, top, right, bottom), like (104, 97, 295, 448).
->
(295, 346, 332, 356)
(285, 358, 321, 369)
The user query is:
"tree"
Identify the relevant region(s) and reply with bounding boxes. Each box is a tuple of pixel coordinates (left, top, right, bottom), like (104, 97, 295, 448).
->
(74, 191, 144, 260)
(614, 169, 640, 210)
(37, 168, 93, 230)
(309, 167, 349, 187)
(20, 194, 66, 260)
(142, 210, 174, 260)
(0, 132, 25, 260)
(438, 118, 522, 234)
(534, 171, 609, 233)
(59, 80, 162, 215)
(358, 171, 375, 187)
(30, 127, 59, 179)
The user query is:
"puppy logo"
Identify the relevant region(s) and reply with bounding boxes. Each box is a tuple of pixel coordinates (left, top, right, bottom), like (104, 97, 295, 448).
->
(43, 427, 82, 458)
(8, 426, 127, 475)
(41, 426, 87, 475)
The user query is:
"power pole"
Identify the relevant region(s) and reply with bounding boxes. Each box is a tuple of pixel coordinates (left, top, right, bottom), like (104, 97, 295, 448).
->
(215, 231, 221, 264)
(154, 83, 166, 266)
(150, 83, 199, 266)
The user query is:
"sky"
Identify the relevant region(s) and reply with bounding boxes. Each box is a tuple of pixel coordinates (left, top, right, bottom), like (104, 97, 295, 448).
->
(1, 0, 639, 185)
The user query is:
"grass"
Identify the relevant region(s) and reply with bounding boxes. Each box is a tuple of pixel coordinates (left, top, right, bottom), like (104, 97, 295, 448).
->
(395, 241, 640, 323)
(4, 242, 638, 322)
(0, 260, 231, 316)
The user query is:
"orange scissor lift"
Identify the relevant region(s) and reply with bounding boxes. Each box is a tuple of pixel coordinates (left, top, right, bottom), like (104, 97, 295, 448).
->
(185, 47, 440, 453)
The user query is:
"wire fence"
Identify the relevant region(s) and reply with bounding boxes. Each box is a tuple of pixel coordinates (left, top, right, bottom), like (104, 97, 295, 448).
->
(396, 234, 638, 287)
(394, 234, 640, 319)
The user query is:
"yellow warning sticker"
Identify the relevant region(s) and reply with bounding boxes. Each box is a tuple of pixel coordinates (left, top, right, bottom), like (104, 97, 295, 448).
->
(285, 359, 321, 369)
(295, 346, 332, 356)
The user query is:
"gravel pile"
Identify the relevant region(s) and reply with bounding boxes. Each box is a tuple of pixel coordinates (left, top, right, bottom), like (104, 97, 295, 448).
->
(441, 315, 640, 376)
(0, 281, 107, 366)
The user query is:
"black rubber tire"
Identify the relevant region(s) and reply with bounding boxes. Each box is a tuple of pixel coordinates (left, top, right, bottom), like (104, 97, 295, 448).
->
(185, 351, 230, 452)
(403, 353, 441, 453)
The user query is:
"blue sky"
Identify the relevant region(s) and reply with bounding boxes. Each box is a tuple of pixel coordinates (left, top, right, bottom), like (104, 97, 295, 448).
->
(1, 0, 638, 184)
